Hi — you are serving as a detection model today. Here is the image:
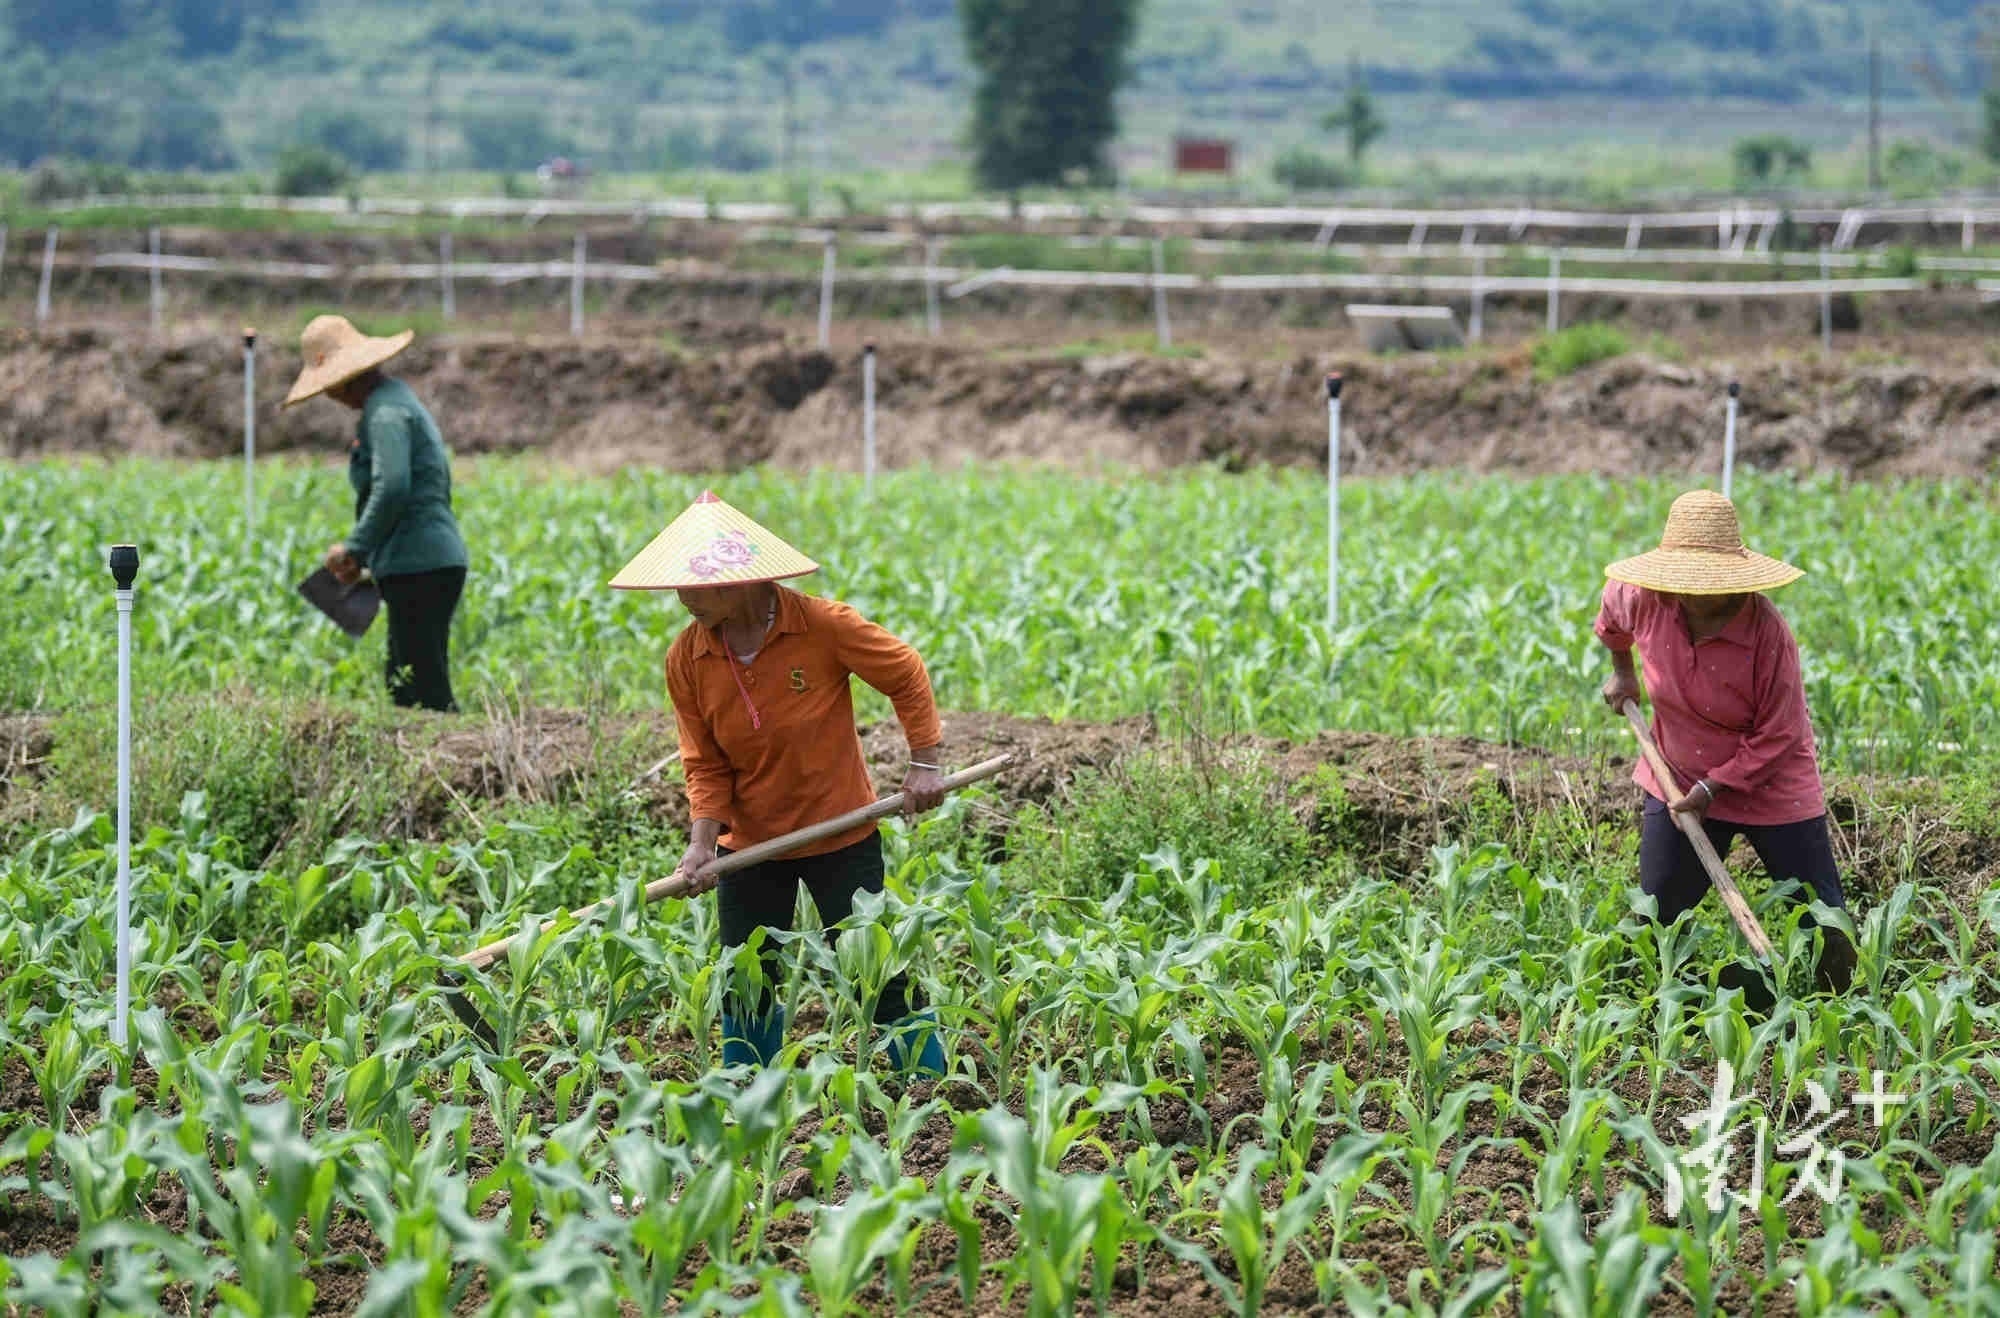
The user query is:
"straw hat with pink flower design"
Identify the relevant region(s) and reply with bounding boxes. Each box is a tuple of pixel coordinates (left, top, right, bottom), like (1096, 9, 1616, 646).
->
(609, 491, 819, 591)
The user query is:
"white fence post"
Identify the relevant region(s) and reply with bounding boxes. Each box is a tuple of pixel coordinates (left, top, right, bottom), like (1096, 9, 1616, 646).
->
(863, 341, 877, 497)
(570, 232, 586, 337)
(1820, 247, 1833, 352)
(818, 234, 836, 350)
(1965, 210, 1975, 253)
(37, 227, 57, 324)
(1547, 247, 1561, 334)
(149, 226, 163, 335)
(441, 231, 455, 321)
(1470, 250, 1485, 344)
(924, 237, 941, 337)
(0, 224, 9, 293)
(1722, 380, 1740, 499)
(243, 330, 257, 540)
(1326, 373, 1342, 641)
(1152, 237, 1173, 350)
(107, 544, 140, 1048)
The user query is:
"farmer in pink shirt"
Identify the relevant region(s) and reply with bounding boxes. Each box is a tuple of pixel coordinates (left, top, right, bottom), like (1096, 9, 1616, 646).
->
(1596, 490, 1854, 994)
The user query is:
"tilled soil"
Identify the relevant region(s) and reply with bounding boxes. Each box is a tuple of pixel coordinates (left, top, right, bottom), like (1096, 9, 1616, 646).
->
(7, 325, 2000, 477)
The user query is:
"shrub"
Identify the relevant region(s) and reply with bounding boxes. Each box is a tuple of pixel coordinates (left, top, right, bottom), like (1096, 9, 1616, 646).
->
(295, 108, 407, 171)
(1731, 133, 1811, 186)
(274, 144, 352, 197)
(1273, 146, 1349, 191)
(1531, 323, 1632, 379)
(1886, 139, 1965, 194)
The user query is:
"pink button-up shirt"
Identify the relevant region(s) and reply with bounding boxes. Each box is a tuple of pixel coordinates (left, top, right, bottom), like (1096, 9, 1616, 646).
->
(1594, 581, 1826, 826)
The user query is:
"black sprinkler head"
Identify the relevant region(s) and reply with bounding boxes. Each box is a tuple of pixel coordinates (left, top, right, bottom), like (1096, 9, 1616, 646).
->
(109, 544, 139, 589)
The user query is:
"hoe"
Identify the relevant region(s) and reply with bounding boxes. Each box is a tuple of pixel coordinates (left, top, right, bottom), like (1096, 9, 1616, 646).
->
(440, 755, 1014, 1049)
(1621, 701, 1781, 1002)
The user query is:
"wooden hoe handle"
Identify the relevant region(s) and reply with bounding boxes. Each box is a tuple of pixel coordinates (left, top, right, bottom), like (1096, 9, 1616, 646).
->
(459, 754, 1015, 971)
(1620, 701, 1775, 965)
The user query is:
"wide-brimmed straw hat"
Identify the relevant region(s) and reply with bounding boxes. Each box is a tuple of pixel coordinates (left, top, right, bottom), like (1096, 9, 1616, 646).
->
(1605, 490, 1802, 596)
(609, 491, 819, 591)
(282, 314, 414, 409)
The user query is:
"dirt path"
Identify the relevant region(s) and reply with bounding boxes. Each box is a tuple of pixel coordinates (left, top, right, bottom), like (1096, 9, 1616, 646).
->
(7, 325, 2000, 477)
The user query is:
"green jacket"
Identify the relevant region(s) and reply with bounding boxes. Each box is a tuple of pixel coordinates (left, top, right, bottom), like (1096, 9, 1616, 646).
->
(344, 378, 468, 578)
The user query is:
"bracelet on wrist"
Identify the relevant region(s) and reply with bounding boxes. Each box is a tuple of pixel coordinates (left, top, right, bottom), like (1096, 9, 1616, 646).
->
(908, 760, 942, 772)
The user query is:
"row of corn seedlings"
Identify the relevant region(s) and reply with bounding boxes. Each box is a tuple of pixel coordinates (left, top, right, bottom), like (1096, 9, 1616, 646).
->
(5, 461, 2000, 772)
(6, 789, 1998, 1313)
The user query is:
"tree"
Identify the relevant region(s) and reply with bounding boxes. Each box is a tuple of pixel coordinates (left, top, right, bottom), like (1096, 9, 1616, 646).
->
(1731, 133, 1811, 185)
(960, 0, 1141, 192)
(460, 105, 566, 171)
(274, 144, 352, 197)
(1321, 64, 1385, 165)
(132, 95, 234, 170)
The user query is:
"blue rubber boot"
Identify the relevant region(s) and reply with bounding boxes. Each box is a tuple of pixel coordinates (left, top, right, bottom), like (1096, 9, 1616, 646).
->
(721, 1008, 786, 1069)
(883, 1010, 947, 1077)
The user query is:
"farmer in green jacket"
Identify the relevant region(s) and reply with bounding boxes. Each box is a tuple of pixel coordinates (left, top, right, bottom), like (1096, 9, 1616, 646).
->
(284, 315, 469, 712)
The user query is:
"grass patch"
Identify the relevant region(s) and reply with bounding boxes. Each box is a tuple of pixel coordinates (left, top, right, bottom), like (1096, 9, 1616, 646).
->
(1007, 743, 1315, 904)
(1050, 333, 1203, 361)
(1531, 323, 1632, 379)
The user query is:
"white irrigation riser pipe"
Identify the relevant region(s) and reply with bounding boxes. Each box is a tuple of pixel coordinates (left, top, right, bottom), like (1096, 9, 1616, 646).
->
(1821, 249, 1835, 351)
(863, 341, 877, 498)
(108, 545, 140, 1047)
(1152, 238, 1173, 349)
(1326, 373, 1342, 641)
(1722, 381, 1740, 499)
(243, 330, 257, 539)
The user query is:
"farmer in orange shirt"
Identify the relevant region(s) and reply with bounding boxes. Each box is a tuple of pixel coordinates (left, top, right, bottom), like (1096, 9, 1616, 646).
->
(611, 492, 948, 1073)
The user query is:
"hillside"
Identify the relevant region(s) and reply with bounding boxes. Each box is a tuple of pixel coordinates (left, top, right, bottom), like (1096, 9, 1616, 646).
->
(0, 0, 1992, 178)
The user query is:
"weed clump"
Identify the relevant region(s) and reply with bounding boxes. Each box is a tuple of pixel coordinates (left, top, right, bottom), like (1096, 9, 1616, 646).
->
(1531, 322, 1631, 380)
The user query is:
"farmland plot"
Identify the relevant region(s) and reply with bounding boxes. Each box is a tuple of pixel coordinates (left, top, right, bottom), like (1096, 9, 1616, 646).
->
(3, 458, 1999, 1313)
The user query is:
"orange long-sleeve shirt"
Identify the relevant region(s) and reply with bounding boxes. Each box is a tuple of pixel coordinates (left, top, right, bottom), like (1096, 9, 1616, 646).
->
(665, 588, 942, 855)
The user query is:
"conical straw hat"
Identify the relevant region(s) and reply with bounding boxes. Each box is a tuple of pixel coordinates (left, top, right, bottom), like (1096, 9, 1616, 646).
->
(609, 491, 819, 591)
(283, 314, 415, 408)
(1605, 490, 1802, 596)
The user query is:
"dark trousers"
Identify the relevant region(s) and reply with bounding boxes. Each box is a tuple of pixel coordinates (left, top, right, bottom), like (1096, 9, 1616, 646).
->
(1640, 795, 1855, 993)
(378, 566, 464, 713)
(716, 831, 917, 1024)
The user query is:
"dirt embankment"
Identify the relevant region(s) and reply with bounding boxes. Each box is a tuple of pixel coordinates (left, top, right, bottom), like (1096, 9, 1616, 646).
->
(8, 326, 2000, 476)
(5, 706, 1991, 903)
